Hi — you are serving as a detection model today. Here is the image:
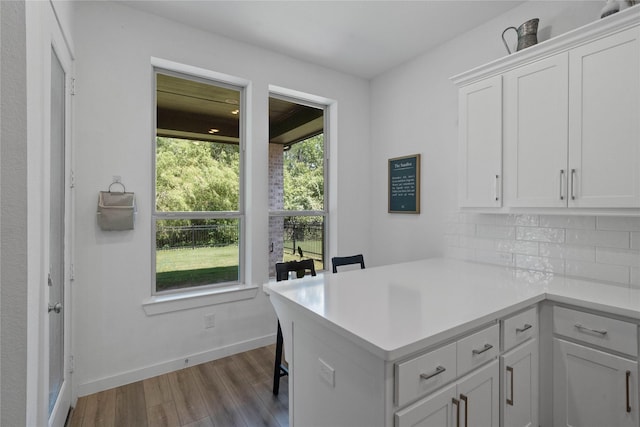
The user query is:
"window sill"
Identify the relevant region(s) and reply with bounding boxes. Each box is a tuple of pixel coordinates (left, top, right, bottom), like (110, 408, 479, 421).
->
(142, 284, 259, 316)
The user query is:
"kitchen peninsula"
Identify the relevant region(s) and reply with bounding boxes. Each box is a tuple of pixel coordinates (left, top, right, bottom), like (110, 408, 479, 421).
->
(266, 258, 640, 427)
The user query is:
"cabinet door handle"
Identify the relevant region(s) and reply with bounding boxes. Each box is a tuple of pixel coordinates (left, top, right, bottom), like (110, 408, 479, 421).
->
(506, 366, 514, 406)
(419, 365, 445, 380)
(494, 175, 500, 201)
(570, 168, 576, 200)
(559, 169, 565, 200)
(574, 323, 608, 336)
(627, 370, 632, 413)
(472, 343, 493, 355)
(460, 394, 468, 427)
(452, 397, 460, 427)
(516, 324, 532, 334)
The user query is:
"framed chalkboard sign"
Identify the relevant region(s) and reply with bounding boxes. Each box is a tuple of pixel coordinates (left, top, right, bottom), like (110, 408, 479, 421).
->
(388, 154, 420, 214)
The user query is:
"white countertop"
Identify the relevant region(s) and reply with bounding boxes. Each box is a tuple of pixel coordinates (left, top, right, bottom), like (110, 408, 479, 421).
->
(265, 258, 640, 361)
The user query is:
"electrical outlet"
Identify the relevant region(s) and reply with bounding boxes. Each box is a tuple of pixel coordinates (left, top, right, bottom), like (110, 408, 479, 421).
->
(204, 313, 215, 329)
(318, 358, 335, 387)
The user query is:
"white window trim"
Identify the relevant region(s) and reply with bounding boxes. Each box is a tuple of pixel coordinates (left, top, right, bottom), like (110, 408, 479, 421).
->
(268, 88, 332, 273)
(142, 284, 259, 316)
(149, 59, 250, 305)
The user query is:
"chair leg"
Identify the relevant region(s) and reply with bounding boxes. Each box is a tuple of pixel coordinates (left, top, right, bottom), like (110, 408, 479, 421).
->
(273, 321, 284, 395)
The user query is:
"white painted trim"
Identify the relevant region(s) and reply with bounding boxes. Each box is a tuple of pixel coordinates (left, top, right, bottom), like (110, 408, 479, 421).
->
(269, 84, 334, 107)
(150, 61, 249, 295)
(151, 56, 251, 87)
(142, 284, 259, 315)
(75, 333, 275, 397)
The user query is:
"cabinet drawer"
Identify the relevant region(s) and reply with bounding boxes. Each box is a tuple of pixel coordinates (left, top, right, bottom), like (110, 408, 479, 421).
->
(395, 342, 457, 407)
(395, 383, 456, 427)
(457, 324, 499, 376)
(553, 306, 637, 357)
(503, 307, 537, 351)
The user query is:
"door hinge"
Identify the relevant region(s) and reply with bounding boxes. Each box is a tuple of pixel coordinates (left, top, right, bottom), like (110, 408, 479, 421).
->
(70, 78, 76, 96)
(70, 263, 75, 282)
(68, 355, 75, 374)
(70, 170, 76, 189)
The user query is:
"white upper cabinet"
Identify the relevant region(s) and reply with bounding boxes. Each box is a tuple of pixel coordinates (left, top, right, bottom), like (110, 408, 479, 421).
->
(504, 54, 569, 207)
(452, 7, 640, 212)
(458, 75, 503, 208)
(568, 26, 640, 208)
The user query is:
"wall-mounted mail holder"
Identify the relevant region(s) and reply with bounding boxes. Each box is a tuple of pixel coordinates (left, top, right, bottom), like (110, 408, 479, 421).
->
(97, 181, 136, 231)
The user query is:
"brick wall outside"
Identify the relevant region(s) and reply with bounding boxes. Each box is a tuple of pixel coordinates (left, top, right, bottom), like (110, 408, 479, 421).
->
(269, 144, 284, 276)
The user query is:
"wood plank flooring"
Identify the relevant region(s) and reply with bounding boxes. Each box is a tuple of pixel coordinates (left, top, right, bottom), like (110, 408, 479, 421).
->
(67, 344, 289, 427)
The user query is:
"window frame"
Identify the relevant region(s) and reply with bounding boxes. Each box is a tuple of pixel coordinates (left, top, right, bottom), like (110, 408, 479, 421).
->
(268, 92, 329, 273)
(151, 67, 246, 296)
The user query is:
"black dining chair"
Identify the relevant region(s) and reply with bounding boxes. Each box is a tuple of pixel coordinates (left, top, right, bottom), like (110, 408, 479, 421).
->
(273, 258, 316, 395)
(331, 254, 365, 273)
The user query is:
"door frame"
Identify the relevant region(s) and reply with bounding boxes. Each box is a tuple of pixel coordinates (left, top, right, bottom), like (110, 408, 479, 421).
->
(41, 3, 75, 426)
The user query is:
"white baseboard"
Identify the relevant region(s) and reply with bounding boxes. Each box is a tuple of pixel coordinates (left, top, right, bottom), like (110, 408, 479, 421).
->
(75, 333, 276, 398)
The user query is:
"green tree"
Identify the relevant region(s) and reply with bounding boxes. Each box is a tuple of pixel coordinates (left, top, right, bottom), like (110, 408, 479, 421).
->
(155, 137, 240, 243)
(283, 134, 324, 211)
(156, 137, 239, 213)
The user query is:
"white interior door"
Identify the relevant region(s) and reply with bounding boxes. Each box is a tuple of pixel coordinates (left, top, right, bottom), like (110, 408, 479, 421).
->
(47, 27, 73, 427)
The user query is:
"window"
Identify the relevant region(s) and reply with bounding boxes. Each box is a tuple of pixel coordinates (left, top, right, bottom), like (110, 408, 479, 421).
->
(268, 95, 327, 275)
(153, 70, 243, 294)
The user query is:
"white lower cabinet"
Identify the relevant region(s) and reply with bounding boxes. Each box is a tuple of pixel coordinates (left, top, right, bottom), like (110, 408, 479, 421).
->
(553, 336, 639, 427)
(501, 338, 538, 427)
(395, 360, 499, 427)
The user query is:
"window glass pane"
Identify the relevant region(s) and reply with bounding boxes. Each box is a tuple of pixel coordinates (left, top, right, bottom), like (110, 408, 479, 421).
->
(156, 137, 239, 212)
(268, 96, 326, 276)
(154, 71, 242, 293)
(156, 219, 239, 292)
(269, 216, 324, 276)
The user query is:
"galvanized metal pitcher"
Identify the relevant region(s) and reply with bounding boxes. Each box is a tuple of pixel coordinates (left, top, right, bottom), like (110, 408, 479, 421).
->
(501, 18, 539, 54)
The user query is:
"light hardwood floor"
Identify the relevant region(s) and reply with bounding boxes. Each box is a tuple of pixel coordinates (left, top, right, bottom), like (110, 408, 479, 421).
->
(67, 344, 289, 427)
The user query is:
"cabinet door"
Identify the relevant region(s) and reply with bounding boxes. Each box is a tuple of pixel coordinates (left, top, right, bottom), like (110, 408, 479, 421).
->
(458, 75, 502, 208)
(553, 338, 638, 427)
(395, 383, 457, 427)
(501, 339, 538, 427)
(458, 360, 499, 427)
(568, 27, 640, 207)
(504, 54, 569, 207)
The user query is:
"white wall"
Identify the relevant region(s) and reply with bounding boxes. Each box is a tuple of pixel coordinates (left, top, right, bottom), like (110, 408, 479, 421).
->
(369, 1, 604, 266)
(1, 2, 28, 425)
(72, 1, 371, 396)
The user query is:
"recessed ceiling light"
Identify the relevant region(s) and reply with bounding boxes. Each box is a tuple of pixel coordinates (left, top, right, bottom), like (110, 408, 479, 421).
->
(208, 128, 220, 134)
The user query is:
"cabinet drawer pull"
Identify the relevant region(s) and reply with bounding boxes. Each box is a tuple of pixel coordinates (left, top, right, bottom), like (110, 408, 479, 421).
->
(559, 169, 565, 200)
(570, 168, 576, 200)
(516, 324, 532, 334)
(460, 394, 468, 427)
(627, 370, 632, 413)
(574, 323, 608, 336)
(452, 397, 460, 427)
(472, 343, 493, 355)
(506, 366, 514, 406)
(419, 365, 445, 380)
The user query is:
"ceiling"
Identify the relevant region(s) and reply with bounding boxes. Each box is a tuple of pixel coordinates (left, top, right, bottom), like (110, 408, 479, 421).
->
(157, 72, 323, 145)
(120, 1, 525, 79)
(146, 1, 525, 144)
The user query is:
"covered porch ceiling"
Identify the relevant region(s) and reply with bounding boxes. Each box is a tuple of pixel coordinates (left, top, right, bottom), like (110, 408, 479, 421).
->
(156, 73, 323, 146)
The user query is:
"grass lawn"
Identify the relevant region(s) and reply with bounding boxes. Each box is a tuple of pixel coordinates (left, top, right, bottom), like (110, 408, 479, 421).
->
(156, 245, 239, 291)
(156, 242, 324, 291)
